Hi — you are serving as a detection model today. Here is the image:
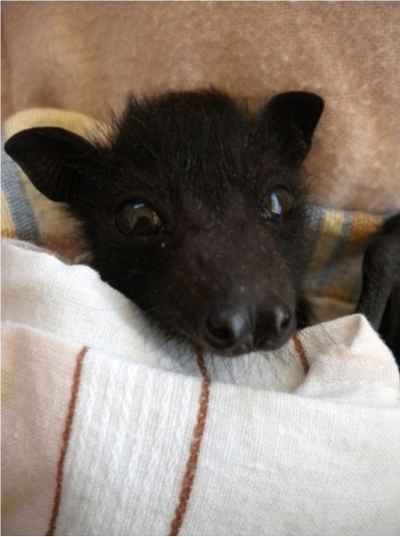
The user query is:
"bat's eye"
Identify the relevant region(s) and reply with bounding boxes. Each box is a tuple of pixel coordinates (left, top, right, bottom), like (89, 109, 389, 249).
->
(263, 186, 293, 221)
(115, 201, 162, 236)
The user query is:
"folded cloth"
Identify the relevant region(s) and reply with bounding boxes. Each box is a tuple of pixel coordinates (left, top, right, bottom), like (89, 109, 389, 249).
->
(2, 239, 400, 535)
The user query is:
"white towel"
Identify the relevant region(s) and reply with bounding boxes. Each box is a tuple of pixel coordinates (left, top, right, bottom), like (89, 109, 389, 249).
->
(2, 238, 400, 535)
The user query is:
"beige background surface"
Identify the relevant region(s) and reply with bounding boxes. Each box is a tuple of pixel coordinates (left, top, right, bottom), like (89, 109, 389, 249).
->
(2, 1, 399, 212)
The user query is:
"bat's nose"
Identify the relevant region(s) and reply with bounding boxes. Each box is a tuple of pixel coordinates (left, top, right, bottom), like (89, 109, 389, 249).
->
(202, 300, 293, 356)
(204, 306, 253, 354)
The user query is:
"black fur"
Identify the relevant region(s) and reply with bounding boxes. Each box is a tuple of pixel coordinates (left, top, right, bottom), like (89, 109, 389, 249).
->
(356, 212, 400, 365)
(6, 89, 326, 356)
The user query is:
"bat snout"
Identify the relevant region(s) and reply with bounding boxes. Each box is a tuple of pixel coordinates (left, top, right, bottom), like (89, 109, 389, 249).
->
(201, 299, 295, 357)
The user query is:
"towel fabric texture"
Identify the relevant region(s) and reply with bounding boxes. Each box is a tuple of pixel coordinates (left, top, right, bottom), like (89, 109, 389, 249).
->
(2, 237, 400, 536)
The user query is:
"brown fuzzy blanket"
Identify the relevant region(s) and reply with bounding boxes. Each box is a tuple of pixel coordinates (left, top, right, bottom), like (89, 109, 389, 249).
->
(2, 1, 399, 212)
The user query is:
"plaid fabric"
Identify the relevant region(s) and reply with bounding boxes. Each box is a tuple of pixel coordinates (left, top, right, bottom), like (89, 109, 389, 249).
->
(1, 129, 42, 245)
(302, 204, 382, 306)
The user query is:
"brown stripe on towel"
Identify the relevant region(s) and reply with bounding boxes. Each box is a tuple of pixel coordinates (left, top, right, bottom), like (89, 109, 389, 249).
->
(46, 346, 88, 536)
(293, 332, 310, 375)
(169, 350, 211, 536)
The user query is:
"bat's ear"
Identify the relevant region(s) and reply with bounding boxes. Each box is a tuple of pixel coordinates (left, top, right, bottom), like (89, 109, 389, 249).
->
(4, 127, 104, 204)
(260, 91, 324, 168)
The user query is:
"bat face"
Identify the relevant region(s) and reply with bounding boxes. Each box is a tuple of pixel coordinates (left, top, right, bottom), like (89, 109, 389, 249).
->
(5, 89, 325, 356)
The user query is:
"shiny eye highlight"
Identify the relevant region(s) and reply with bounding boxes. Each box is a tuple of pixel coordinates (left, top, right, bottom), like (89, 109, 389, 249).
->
(262, 186, 293, 221)
(115, 201, 162, 236)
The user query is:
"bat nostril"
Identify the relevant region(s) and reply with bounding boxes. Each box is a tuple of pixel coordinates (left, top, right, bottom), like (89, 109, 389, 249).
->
(275, 305, 292, 333)
(255, 303, 294, 350)
(204, 306, 252, 352)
